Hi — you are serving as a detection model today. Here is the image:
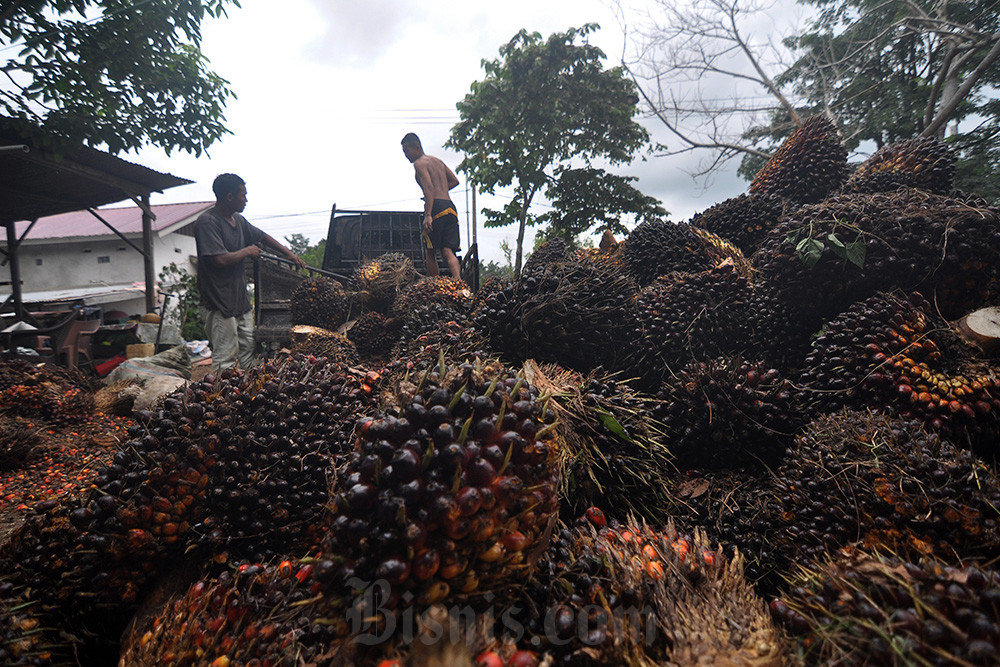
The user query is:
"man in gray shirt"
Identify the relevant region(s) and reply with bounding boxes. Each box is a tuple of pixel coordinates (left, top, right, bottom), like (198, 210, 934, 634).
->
(194, 173, 305, 373)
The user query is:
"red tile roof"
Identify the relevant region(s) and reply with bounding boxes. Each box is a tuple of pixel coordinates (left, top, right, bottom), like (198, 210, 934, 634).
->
(13, 201, 214, 240)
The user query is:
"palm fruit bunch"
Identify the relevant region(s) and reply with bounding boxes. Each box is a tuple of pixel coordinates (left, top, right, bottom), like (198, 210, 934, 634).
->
(744, 282, 821, 372)
(626, 263, 753, 388)
(289, 326, 359, 364)
(0, 592, 78, 666)
(753, 189, 1000, 327)
(390, 276, 473, 317)
(348, 310, 403, 359)
(844, 135, 956, 195)
(0, 356, 380, 659)
(773, 410, 1000, 575)
(797, 292, 1000, 452)
(511, 255, 638, 373)
(289, 275, 349, 330)
(520, 361, 674, 523)
(772, 549, 1000, 666)
(689, 193, 786, 256)
(621, 219, 734, 288)
(749, 115, 850, 204)
(0, 359, 96, 428)
(387, 320, 490, 384)
(469, 277, 527, 365)
(0, 415, 42, 470)
(354, 252, 421, 313)
(652, 356, 802, 470)
(503, 515, 782, 666)
(322, 357, 562, 610)
(522, 237, 572, 274)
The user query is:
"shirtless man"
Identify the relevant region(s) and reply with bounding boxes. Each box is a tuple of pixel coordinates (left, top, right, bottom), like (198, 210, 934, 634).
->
(401, 132, 463, 280)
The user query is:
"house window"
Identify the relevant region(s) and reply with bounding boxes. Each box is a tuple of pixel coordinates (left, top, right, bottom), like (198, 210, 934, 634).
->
(35, 258, 42, 266)
(98, 256, 110, 264)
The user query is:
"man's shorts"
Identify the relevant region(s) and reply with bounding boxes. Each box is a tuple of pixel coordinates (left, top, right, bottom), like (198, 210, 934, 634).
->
(429, 199, 461, 252)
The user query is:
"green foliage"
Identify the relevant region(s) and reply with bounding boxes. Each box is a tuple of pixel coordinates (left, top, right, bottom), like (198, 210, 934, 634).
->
(158, 262, 205, 341)
(0, 0, 240, 155)
(479, 259, 513, 281)
(284, 233, 311, 256)
(785, 222, 866, 269)
(285, 235, 326, 270)
(448, 24, 650, 274)
(537, 167, 666, 243)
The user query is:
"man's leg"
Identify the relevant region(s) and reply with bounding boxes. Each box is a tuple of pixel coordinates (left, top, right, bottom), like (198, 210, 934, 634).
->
(425, 247, 440, 276)
(236, 310, 257, 370)
(201, 307, 239, 374)
(442, 248, 462, 281)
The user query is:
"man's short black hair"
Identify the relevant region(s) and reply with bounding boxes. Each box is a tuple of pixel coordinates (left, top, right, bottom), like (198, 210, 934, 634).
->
(401, 133, 422, 148)
(213, 173, 245, 200)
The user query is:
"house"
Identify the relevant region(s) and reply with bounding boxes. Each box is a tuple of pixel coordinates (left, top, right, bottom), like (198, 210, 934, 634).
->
(0, 202, 212, 317)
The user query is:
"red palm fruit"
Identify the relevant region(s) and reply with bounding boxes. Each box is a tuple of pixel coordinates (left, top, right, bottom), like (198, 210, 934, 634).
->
(476, 651, 504, 667)
(509, 650, 539, 667)
(584, 507, 606, 527)
(413, 550, 440, 580)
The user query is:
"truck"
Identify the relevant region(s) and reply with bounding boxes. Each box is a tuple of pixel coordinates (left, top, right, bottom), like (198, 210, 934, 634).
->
(254, 205, 479, 347)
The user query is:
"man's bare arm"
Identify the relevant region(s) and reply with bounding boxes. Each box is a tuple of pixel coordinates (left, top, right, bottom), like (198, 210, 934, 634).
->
(209, 246, 260, 268)
(446, 165, 459, 191)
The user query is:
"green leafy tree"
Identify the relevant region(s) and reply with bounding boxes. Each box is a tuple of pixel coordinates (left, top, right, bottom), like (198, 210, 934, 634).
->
(158, 262, 205, 341)
(536, 167, 667, 245)
(299, 239, 326, 269)
(448, 25, 651, 275)
(0, 0, 240, 155)
(284, 233, 311, 256)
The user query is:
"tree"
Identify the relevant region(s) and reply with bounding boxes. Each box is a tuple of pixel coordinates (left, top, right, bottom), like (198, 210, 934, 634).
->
(0, 0, 240, 155)
(448, 25, 652, 275)
(536, 167, 667, 246)
(285, 233, 326, 269)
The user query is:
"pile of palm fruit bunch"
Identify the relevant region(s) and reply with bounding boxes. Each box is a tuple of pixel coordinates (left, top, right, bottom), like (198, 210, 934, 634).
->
(353, 252, 421, 314)
(843, 135, 956, 195)
(796, 291, 1000, 454)
(771, 548, 1000, 665)
(122, 356, 565, 665)
(289, 275, 350, 330)
(0, 358, 98, 429)
(489, 511, 784, 666)
(689, 192, 787, 255)
(390, 275, 475, 341)
(520, 361, 675, 523)
(0, 355, 381, 663)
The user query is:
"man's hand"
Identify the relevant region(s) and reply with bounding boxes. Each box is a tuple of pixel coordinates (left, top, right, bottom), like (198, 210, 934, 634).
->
(290, 253, 307, 269)
(423, 214, 433, 233)
(244, 245, 262, 259)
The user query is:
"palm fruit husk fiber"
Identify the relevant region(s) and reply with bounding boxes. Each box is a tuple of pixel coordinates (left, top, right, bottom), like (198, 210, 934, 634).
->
(690, 192, 788, 256)
(289, 275, 349, 330)
(772, 410, 1000, 574)
(796, 291, 1000, 456)
(844, 135, 956, 195)
(772, 548, 1000, 666)
(289, 324, 359, 365)
(752, 189, 1000, 327)
(504, 517, 785, 666)
(354, 252, 421, 313)
(521, 361, 675, 524)
(749, 115, 849, 205)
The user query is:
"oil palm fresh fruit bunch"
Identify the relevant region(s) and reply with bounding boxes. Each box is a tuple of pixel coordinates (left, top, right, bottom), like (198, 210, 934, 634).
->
(504, 515, 782, 666)
(749, 115, 849, 205)
(289, 327, 358, 365)
(772, 549, 1000, 666)
(753, 189, 1000, 326)
(652, 356, 803, 470)
(744, 280, 820, 373)
(844, 135, 956, 195)
(690, 193, 787, 256)
(621, 220, 737, 288)
(469, 277, 527, 366)
(773, 410, 1000, 571)
(397, 299, 473, 343)
(354, 252, 420, 313)
(521, 361, 674, 524)
(626, 264, 753, 388)
(522, 237, 572, 274)
(289, 275, 349, 330)
(348, 310, 403, 359)
(390, 276, 472, 318)
(322, 357, 562, 609)
(512, 256, 638, 373)
(797, 292, 1000, 453)
(387, 321, 491, 383)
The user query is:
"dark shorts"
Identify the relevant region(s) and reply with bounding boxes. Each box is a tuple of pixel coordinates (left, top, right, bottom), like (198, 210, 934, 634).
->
(428, 199, 461, 252)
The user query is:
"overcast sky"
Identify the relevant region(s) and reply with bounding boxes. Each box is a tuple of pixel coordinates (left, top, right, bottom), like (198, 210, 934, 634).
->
(127, 0, 805, 265)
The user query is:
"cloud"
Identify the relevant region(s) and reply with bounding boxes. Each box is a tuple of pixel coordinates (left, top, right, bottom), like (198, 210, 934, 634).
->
(302, 0, 421, 64)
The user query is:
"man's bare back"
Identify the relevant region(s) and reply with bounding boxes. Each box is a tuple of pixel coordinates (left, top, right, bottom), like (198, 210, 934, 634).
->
(412, 154, 457, 202)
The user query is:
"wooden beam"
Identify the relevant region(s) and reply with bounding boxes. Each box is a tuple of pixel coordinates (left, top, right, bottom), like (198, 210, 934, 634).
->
(142, 194, 156, 314)
(87, 208, 146, 257)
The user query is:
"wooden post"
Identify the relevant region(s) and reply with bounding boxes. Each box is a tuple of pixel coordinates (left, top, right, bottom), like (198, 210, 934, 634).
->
(5, 221, 24, 321)
(141, 194, 155, 314)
